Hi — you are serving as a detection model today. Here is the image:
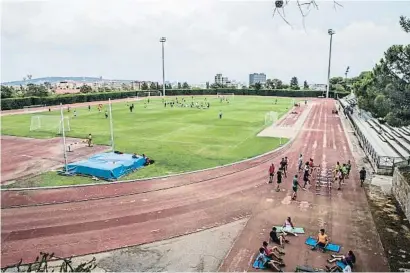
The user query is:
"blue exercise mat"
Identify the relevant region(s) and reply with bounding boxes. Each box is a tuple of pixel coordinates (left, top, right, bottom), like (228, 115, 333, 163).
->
(305, 237, 341, 253)
(336, 261, 347, 269)
(253, 257, 272, 269)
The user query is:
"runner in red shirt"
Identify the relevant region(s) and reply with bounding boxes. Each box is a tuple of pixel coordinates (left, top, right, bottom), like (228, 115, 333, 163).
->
(269, 163, 275, 184)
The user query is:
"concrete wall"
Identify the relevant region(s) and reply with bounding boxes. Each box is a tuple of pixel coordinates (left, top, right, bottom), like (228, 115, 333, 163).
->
(392, 167, 410, 220)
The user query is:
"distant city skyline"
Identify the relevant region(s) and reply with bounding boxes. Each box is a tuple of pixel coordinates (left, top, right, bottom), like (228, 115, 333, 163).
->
(2, 1, 409, 84)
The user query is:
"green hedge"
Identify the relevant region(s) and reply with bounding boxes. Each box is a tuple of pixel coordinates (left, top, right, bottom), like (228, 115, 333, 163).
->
(0, 89, 349, 110)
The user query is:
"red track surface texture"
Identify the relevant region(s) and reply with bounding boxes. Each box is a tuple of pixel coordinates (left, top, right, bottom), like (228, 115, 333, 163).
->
(1, 100, 388, 271)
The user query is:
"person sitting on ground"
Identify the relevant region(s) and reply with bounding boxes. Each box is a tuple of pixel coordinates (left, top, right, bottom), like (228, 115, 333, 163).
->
(262, 241, 284, 261)
(256, 247, 285, 272)
(282, 217, 297, 236)
(327, 250, 356, 268)
(270, 227, 289, 247)
(311, 229, 329, 252)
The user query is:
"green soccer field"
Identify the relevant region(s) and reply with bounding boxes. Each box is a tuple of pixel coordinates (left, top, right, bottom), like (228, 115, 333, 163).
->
(1, 96, 293, 187)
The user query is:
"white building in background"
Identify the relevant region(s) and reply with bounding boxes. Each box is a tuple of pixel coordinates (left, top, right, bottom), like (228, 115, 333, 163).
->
(214, 73, 229, 85)
(310, 83, 327, 91)
(249, 73, 267, 86)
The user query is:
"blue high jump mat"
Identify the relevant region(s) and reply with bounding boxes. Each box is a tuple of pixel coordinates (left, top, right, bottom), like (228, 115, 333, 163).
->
(65, 152, 146, 180)
(273, 226, 305, 234)
(253, 257, 272, 269)
(336, 261, 347, 269)
(305, 237, 341, 253)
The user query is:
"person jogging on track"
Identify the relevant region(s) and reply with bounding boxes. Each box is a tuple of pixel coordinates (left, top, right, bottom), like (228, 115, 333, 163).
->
(359, 167, 366, 187)
(269, 163, 275, 184)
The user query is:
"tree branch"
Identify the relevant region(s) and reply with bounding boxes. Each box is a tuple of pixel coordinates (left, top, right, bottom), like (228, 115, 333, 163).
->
(272, 0, 342, 26)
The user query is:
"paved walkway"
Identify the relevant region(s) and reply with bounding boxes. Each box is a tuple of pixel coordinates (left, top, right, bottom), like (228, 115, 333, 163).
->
(1, 100, 389, 271)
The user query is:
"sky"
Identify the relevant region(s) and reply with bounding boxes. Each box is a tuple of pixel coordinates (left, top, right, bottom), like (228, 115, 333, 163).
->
(1, 0, 409, 85)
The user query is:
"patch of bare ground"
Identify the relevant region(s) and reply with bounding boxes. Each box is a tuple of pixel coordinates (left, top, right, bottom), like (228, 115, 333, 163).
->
(365, 184, 410, 272)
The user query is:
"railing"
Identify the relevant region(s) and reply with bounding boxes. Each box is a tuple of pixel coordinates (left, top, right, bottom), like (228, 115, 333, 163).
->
(338, 98, 403, 174)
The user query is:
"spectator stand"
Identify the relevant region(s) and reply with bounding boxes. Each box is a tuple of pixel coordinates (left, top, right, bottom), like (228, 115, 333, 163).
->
(338, 94, 408, 175)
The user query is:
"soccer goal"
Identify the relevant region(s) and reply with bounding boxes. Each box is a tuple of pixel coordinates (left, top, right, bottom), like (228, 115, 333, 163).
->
(265, 111, 279, 126)
(30, 115, 71, 134)
(217, 93, 235, 100)
(137, 91, 162, 98)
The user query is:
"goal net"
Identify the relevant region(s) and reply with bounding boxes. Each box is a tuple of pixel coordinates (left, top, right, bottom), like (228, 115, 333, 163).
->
(137, 91, 162, 98)
(265, 111, 279, 126)
(30, 115, 71, 134)
(217, 93, 235, 99)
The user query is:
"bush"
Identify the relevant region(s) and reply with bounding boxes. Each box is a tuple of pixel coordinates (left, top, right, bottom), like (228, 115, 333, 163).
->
(1, 89, 345, 110)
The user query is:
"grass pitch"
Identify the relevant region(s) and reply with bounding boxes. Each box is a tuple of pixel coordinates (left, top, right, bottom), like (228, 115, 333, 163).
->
(1, 96, 292, 187)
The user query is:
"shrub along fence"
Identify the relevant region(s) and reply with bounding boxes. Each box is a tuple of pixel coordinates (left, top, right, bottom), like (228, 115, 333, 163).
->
(1, 89, 349, 110)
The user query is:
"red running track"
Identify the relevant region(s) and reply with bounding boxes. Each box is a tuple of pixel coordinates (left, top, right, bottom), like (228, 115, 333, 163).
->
(1, 100, 389, 271)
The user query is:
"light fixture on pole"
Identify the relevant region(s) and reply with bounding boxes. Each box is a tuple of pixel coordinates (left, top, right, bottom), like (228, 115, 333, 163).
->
(326, 29, 335, 99)
(160, 37, 167, 97)
(345, 66, 350, 80)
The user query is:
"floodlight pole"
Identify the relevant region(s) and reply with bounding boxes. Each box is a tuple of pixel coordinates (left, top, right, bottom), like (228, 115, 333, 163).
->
(160, 37, 167, 97)
(60, 103, 68, 173)
(326, 29, 335, 99)
(109, 98, 115, 151)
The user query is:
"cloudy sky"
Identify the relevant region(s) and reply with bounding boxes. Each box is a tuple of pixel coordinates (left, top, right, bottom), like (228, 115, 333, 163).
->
(1, 0, 409, 84)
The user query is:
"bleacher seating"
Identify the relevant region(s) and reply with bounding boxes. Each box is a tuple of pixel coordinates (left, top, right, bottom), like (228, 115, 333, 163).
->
(338, 94, 409, 174)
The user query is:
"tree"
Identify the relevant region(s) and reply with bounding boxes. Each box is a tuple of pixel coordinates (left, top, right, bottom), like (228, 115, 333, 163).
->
(44, 82, 52, 90)
(80, 85, 92, 93)
(182, 82, 190, 89)
(2, 252, 97, 272)
(266, 79, 273, 89)
(149, 82, 157, 90)
(141, 82, 148, 90)
(25, 84, 48, 97)
(254, 82, 262, 90)
(281, 83, 290, 89)
(400, 16, 410, 32)
(271, 78, 283, 89)
(303, 80, 309, 90)
(354, 16, 410, 126)
(177, 82, 182, 89)
(290, 77, 300, 90)
(1, 85, 14, 98)
(206, 82, 210, 89)
(272, 1, 342, 26)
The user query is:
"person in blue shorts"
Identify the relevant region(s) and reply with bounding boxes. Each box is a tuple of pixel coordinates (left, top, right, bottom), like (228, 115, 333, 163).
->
(256, 247, 284, 272)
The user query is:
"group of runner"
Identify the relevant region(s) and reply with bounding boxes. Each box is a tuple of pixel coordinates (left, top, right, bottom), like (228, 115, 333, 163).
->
(268, 155, 320, 200)
(268, 154, 368, 200)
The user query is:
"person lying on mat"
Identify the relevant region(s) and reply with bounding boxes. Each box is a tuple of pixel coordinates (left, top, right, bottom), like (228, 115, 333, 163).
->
(327, 250, 356, 268)
(262, 241, 284, 261)
(282, 217, 297, 236)
(311, 229, 329, 252)
(325, 264, 352, 273)
(256, 247, 285, 272)
(270, 227, 289, 247)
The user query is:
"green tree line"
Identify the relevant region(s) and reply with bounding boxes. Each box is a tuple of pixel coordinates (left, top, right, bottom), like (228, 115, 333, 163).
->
(352, 16, 410, 126)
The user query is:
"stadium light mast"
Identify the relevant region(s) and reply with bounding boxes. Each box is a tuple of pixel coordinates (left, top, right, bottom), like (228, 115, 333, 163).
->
(160, 37, 167, 97)
(108, 98, 115, 151)
(326, 29, 335, 99)
(60, 103, 69, 173)
(345, 66, 351, 94)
